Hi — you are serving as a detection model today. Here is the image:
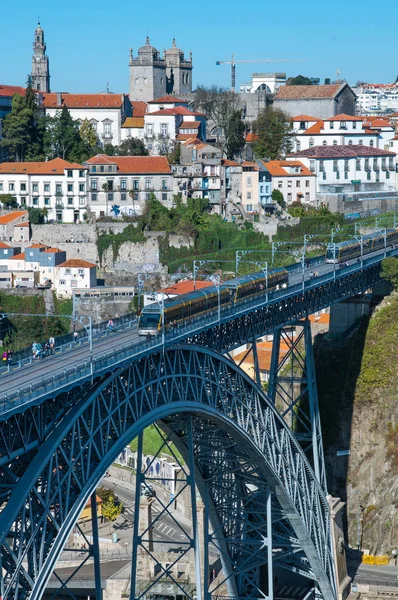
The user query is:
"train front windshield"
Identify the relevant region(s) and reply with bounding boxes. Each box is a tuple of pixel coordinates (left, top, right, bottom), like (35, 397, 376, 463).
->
(326, 247, 338, 262)
(138, 312, 161, 329)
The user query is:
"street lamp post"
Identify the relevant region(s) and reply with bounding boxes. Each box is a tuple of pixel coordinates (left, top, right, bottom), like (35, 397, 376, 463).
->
(331, 226, 340, 244)
(209, 274, 221, 325)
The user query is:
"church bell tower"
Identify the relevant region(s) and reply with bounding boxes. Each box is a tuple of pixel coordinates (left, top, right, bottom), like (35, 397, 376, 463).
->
(31, 22, 50, 92)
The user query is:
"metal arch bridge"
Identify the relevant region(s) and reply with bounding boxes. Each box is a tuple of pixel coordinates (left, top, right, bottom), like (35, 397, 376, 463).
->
(0, 245, 395, 600)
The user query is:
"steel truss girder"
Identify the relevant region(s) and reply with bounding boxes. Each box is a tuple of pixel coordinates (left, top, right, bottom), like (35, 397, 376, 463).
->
(268, 318, 327, 493)
(0, 345, 336, 600)
(189, 264, 380, 354)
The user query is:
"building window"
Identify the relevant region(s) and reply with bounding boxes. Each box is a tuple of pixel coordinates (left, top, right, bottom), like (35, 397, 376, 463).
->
(20, 196, 26, 204)
(162, 193, 168, 201)
(309, 161, 315, 172)
(65, 268, 71, 275)
(104, 123, 111, 137)
(305, 180, 310, 187)
(359, 140, 363, 146)
(33, 198, 38, 206)
(287, 180, 292, 188)
(133, 192, 139, 201)
(68, 198, 73, 205)
(68, 184, 73, 193)
(43, 183, 50, 193)
(161, 179, 168, 191)
(32, 184, 38, 193)
(333, 140, 337, 146)
(333, 160, 338, 172)
(356, 160, 361, 171)
(330, 122, 334, 129)
(365, 159, 370, 170)
(344, 171, 348, 179)
(322, 140, 327, 146)
(91, 180, 97, 191)
(305, 192, 310, 201)
(344, 160, 349, 171)
(20, 183, 26, 192)
(387, 171, 390, 179)
(145, 179, 152, 190)
(107, 180, 114, 191)
(348, 140, 353, 145)
(146, 124, 153, 138)
(247, 176, 252, 187)
(296, 180, 300, 187)
(309, 137, 314, 148)
(79, 198, 85, 206)
(79, 183, 85, 192)
(247, 192, 252, 200)
(79, 170, 85, 177)
(296, 141, 301, 151)
(133, 179, 139, 190)
(108, 193, 113, 201)
(340, 121, 347, 129)
(91, 193, 97, 201)
(319, 160, 324, 172)
(0, 183, 3, 191)
(44, 197, 50, 206)
(278, 180, 283, 189)
(367, 172, 371, 180)
(353, 122, 357, 130)
(322, 172, 326, 180)
(336, 172, 340, 180)
(369, 140, 374, 148)
(246, 204, 253, 212)
(146, 193, 151, 201)
(120, 180, 127, 191)
(56, 184, 62, 193)
(161, 123, 168, 138)
(92, 166, 97, 173)
(287, 193, 292, 201)
(59, 280, 66, 286)
(121, 193, 126, 201)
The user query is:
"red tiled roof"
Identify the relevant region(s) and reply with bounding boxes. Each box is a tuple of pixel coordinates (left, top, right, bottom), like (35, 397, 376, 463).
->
(303, 121, 324, 135)
(290, 144, 395, 158)
(0, 158, 85, 175)
(276, 84, 343, 100)
(131, 101, 148, 117)
(327, 113, 363, 121)
(0, 211, 28, 225)
(149, 106, 204, 117)
(0, 242, 12, 248)
(41, 93, 127, 108)
(85, 155, 171, 174)
(222, 159, 240, 166)
(176, 134, 199, 142)
(246, 133, 259, 142)
(16, 222, 30, 228)
(179, 121, 200, 129)
(159, 281, 213, 295)
(0, 85, 26, 97)
(122, 117, 145, 128)
(43, 247, 64, 253)
(27, 243, 48, 249)
(9, 252, 25, 260)
(291, 114, 322, 122)
(262, 160, 316, 177)
(366, 119, 393, 128)
(58, 259, 96, 268)
(149, 95, 187, 104)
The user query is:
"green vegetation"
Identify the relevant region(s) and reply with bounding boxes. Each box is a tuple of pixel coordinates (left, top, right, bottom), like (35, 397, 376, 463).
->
(96, 223, 146, 266)
(130, 425, 184, 463)
(0, 293, 72, 350)
(381, 257, 398, 289)
(101, 495, 123, 522)
(252, 106, 293, 160)
(286, 75, 320, 86)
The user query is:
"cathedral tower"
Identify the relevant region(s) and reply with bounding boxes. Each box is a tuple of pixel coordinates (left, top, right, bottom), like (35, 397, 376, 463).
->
(31, 22, 50, 92)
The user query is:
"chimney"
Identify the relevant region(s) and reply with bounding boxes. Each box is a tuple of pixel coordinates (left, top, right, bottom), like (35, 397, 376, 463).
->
(57, 92, 62, 106)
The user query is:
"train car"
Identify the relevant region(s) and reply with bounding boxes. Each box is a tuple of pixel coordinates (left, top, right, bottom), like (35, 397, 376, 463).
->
(325, 228, 398, 264)
(138, 286, 230, 336)
(225, 269, 288, 302)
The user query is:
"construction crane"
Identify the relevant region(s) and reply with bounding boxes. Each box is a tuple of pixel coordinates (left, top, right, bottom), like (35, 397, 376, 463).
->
(216, 54, 301, 92)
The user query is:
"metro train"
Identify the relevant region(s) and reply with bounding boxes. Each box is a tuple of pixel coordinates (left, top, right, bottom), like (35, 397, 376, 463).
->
(325, 228, 398, 264)
(138, 268, 289, 336)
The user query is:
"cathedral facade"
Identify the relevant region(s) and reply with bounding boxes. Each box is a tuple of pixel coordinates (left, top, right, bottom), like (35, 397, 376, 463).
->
(129, 37, 192, 101)
(30, 22, 50, 92)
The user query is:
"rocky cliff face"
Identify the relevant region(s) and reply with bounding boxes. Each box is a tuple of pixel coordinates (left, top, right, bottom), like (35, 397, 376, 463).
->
(315, 293, 398, 554)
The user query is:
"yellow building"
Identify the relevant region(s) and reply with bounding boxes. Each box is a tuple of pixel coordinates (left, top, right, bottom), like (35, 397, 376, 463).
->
(78, 495, 103, 522)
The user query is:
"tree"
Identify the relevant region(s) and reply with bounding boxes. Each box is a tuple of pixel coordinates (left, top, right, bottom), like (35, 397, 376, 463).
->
(381, 258, 398, 289)
(194, 86, 244, 157)
(167, 141, 181, 164)
(103, 143, 116, 156)
(286, 75, 320, 86)
(117, 137, 148, 156)
(101, 495, 123, 523)
(252, 106, 293, 160)
(0, 194, 18, 209)
(0, 94, 34, 161)
(45, 106, 86, 161)
(224, 110, 246, 159)
(271, 189, 286, 209)
(79, 119, 98, 148)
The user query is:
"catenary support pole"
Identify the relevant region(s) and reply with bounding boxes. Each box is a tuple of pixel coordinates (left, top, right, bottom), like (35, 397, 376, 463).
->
(130, 432, 143, 600)
(91, 491, 102, 600)
(187, 415, 203, 600)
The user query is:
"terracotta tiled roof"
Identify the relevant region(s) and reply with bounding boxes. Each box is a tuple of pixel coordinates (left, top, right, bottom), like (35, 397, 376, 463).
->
(222, 159, 240, 167)
(159, 281, 213, 295)
(16, 222, 30, 228)
(262, 160, 316, 177)
(0, 242, 12, 248)
(0, 211, 28, 225)
(327, 113, 363, 122)
(9, 252, 25, 260)
(27, 243, 48, 249)
(122, 117, 145, 128)
(131, 101, 148, 117)
(149, 106, 204, 117)
(241, 161, 259, 170)
(58, 259, 96, 268)
(276, 83, 343, 100)
(41, 93, 127, 108)
(179, 121, 200, 129)
(0, 84, 26, 97)
(291, 114, 322, 122)
(85, 155, 171, 174)
(182, 139, 206, 148)
(246, 133, 259, 142)
(176, 134, 199, 142)
(366, 118, 393, 128)
(290, 144, 395, 158)
(43, 247, 64, 253)
(303, 121, 324, 135)
(149, 95, 187, 104)
(0, 158, 85, 175)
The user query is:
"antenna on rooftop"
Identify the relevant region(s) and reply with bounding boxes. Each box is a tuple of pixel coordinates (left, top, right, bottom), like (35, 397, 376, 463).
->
(106, 82, 110, 93)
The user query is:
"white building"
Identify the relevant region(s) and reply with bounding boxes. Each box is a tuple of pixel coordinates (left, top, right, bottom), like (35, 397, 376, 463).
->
(85, 154, 173, 217)
(292, 114, 380, 152)
(261, 160, 317, 206)
(40, 93, 132, 147)
(289, 145, 397, 195)
(240, 72, 286, 94)
(120, 101, 148, 142)
(55, 258, 97, 296)
(0, 159, 88, 223)
(354, 84, 398, 115)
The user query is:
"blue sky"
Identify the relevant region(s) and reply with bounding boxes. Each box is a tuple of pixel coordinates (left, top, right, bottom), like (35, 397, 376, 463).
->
(1, 0, 397, 93)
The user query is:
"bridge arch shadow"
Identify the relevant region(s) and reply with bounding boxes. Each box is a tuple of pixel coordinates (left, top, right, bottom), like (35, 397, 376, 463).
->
(0, 345, 336, 600)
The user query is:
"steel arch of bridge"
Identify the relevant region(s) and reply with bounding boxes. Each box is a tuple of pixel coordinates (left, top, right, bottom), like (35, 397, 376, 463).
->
(0, 345, 335, 600)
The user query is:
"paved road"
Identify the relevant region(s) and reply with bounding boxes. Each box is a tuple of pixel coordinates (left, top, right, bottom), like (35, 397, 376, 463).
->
(1, 245, 395, 404)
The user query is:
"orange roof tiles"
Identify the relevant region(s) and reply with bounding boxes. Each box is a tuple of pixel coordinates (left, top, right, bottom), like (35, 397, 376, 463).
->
(85, 155, 171, 174)
(149, 106, 204, 117)
(176, 134, 199, 142)
(122, 117, 145, 128)
(9, 252, 25, 260)
(303, 121, 325, 135)
(58, 259, 96, 268)
(276, 83, 343, 100)
(159, 280, 213, 295)
(27, 243, 48, 249)
(0, 158, 85, 175)
(291, 114, 322, 122)
(222, 159, 240, 167)
(179, 121, 200, 129)
(366, 119, 393, 128)
(131, 101, 148, 117)
(0, 211, 28, 225)
(262, 160, 315, 177)
(41, 93, 127, 108)
(0, 242, 12, 248)
(0, 85, 26, 97)
(43, 247, 64, 253)
(16, 222, 30, 228)
(246, 133, 259, 142)
(149, 95, 187, 104)
(327, 113, 363, 121)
